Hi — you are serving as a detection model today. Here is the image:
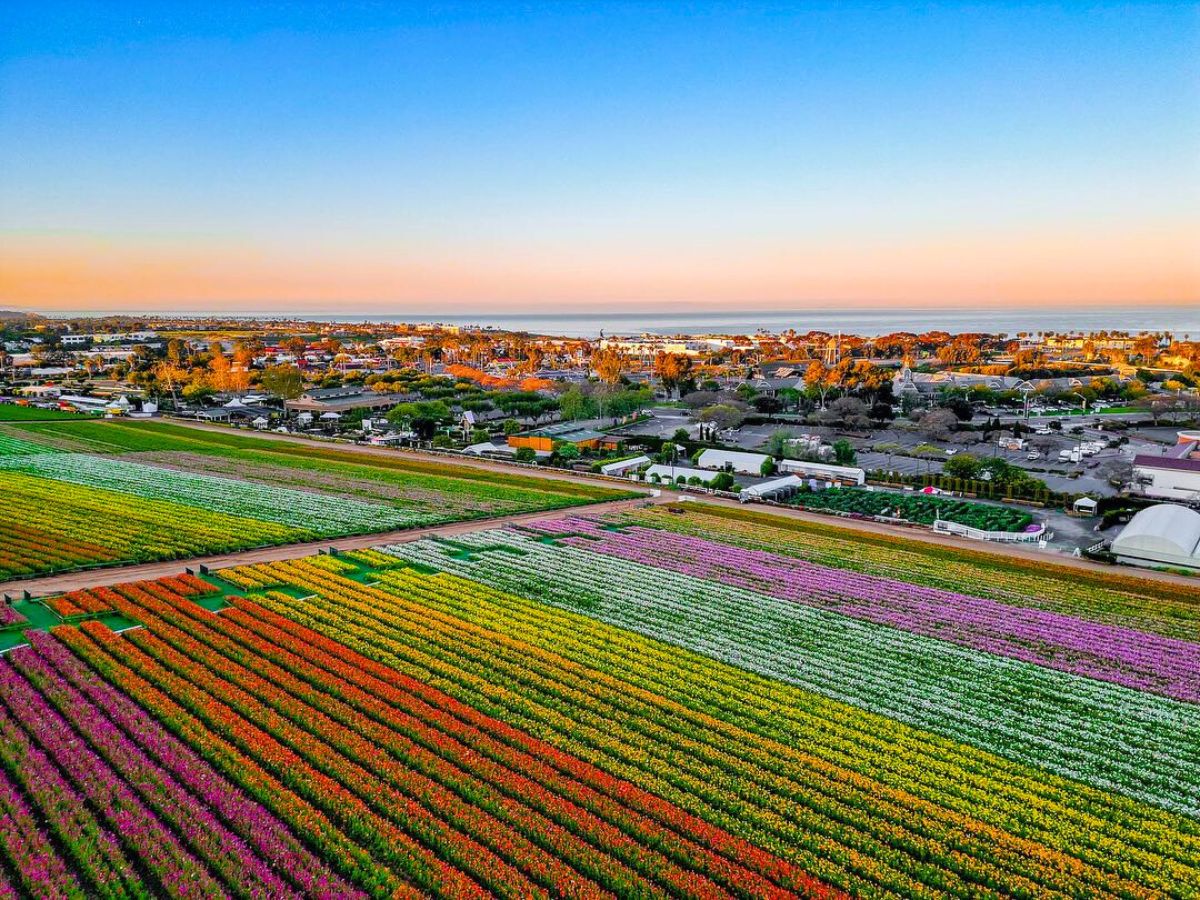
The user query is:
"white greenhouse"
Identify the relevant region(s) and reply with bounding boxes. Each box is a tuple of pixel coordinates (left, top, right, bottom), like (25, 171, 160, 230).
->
(1111, 504, 1200, 572)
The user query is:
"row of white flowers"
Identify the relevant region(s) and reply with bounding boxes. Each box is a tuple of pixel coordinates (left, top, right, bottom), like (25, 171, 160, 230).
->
(381, 529, 1200, 819)
(1, 453, 420, 535)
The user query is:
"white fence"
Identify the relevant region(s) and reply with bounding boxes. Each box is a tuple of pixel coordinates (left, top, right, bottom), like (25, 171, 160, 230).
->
(932, 519, 1046, 543)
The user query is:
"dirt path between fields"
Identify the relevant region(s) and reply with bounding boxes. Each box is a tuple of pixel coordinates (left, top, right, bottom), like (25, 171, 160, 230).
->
(0, 495, 669, 599)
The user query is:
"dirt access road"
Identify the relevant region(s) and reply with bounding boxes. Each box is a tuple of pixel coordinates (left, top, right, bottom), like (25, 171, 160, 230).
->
(0, 495, 667, 599)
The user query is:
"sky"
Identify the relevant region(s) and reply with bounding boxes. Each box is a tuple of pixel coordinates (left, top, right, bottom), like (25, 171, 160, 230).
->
(1, 1, 1198, 315)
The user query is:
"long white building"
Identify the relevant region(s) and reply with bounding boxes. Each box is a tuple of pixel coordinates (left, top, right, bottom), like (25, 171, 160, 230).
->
(1132, 431, 1200, 502)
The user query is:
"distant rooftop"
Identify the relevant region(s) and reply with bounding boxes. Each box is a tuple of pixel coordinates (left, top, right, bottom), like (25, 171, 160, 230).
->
(1133, 451, 1200, 473)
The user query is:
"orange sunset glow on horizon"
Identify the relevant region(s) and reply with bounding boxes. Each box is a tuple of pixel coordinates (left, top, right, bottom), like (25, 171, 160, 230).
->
(3, 224, 1197, 314)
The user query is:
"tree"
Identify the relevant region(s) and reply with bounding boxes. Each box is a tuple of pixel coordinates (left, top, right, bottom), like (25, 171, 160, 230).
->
(671, 427, 691, 444)
(912, 443, 944, 472)
(181, 381, 215, 405)
(653, 352, 692, 398)
(591, 348, 628, 384)
(916, 408, 958, 442)
(558, 385, 594, 421)
(935, 339, 982, 365)
(697, 403, 744, 432)
(514, 447, 537, 462)
(870, 401, 896, 424)
(153, 361, 189, 410)
(873, 441, 902, 472)
(944, 395, 975, 421)
(832, 439, 856, 466)
(803, 360, 833, 408)
(682, 390, 721, 410)
(826, 396, 870, 430)
(502, 418, 522, 435)
(763, 430, 797, 459)
(260, 364, 304, 401)
(387, 400, 450, 440)
(760, 456, 777, 476)
(602, 387, 652, 419)
(750, 394, 781, 414)
(553, 442, 581, 462)
(943, 452, 982, 481)
(735, 382, 758, 402)
(165, 338, 189, 364)
(710, 471, 736, 491)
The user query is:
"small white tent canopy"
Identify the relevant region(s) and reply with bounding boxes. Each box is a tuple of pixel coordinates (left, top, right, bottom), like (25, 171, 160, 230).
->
(319, 411, 341, 420)
(1072, 496, 1099, 514)
(1111, 504, 1200, 571)
(252, 416, 269, 428)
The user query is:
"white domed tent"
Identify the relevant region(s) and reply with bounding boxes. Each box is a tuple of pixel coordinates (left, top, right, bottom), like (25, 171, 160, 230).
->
(1111, 504, 1200, 571)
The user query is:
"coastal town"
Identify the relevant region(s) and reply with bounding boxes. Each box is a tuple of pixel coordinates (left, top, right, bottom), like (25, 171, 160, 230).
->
(4, 309, 1198, 567)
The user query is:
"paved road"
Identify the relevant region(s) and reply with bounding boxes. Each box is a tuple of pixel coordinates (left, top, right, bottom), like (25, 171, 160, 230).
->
(0, 495, 666, 599)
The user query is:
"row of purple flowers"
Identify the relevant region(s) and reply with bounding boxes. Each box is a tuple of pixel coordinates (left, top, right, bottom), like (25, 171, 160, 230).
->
(0, 604, 27, 629)
(527, 518, 1200, 704)
(0, 631, 355, 897)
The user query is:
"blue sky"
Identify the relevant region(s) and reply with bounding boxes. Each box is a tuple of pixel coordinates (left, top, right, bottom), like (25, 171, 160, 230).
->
(1, 2, 1197, 312)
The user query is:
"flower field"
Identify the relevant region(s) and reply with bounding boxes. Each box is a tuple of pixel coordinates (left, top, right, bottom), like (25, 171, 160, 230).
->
(0, 418, 633, 582)
(382, 529, 1200, 816)
(619, 503, 1200, 640)
(0, 501, 1194, 896)
(522, 517, 1199, 701)
(0, 574, 833, 898)
(0, 435, 57, 458)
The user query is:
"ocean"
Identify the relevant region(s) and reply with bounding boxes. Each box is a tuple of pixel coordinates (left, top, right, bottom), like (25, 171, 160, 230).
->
(34, 306, 1200, 340)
